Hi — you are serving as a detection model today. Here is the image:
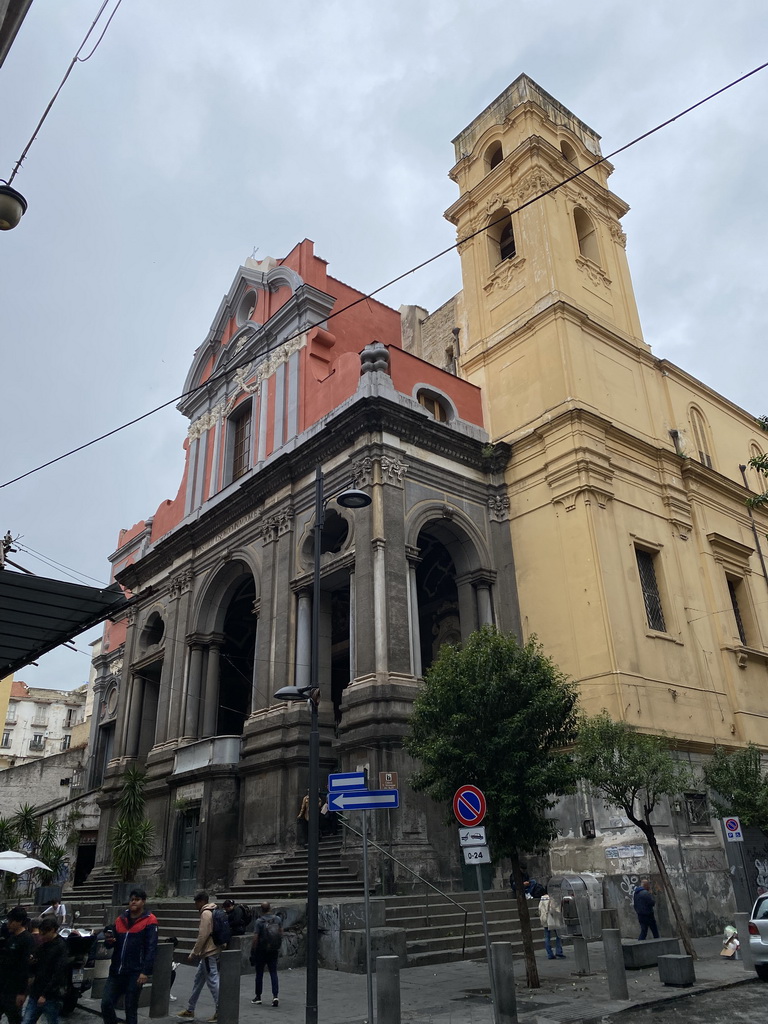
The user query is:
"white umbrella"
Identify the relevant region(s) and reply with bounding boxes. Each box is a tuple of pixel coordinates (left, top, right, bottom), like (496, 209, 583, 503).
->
(0, 850, 52, 873)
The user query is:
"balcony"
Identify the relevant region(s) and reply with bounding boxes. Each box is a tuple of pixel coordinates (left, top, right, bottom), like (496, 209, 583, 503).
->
(29, 740, 46, 752)
(172, 736, 241, 776)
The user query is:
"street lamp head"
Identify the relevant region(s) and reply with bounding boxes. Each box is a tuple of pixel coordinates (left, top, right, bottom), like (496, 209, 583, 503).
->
(0, 183, 28, 230)
(335, 487, 371, 510)
(273, 685, 308, 702)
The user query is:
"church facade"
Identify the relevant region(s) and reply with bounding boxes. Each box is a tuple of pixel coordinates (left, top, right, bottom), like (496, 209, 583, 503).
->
(90, 77, 768, 930)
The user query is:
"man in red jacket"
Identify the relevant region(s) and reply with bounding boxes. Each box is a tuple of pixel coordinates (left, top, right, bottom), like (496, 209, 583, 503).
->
(101, 889, 158, 1024)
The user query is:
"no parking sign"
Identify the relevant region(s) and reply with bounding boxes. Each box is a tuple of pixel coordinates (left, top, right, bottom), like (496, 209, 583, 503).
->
(723, 816, 743, 842)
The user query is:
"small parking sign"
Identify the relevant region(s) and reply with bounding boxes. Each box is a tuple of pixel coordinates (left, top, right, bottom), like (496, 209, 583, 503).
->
(723, 816, 743, 842)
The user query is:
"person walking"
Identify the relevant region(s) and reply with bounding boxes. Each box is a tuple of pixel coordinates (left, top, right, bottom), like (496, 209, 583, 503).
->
(0, 907, 36, 1024)
(101, 887, 158, 1024)
(250, 903, 282, 1008)
(177, 892, 222, 1022)
(222, 900, 249, 936)
(538, 893, 565, 959)
(21, 917, 68, 1024)
(633, 878, 659, 940)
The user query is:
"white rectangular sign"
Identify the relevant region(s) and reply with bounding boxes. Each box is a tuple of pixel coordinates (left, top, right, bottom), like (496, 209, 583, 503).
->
(463, 845, 491, 865)
(458, 826, 487, 847)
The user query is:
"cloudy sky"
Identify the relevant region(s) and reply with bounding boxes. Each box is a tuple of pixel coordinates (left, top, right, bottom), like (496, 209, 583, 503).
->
(2, 0, 766, 690)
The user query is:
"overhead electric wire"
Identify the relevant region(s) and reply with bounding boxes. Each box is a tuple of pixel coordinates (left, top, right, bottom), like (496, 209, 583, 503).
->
(2, 60, 767, 491)
(6, 0, 124, 186)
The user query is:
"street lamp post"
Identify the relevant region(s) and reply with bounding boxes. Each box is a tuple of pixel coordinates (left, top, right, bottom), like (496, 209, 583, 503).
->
(274, 465, 370, 1024)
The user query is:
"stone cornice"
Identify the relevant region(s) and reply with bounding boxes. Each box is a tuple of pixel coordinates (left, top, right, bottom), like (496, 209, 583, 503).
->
(116, 395, 511, 590)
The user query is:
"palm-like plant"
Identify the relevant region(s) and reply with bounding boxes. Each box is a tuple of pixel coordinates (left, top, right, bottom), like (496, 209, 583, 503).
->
(38, 817, 67, 884)
(11, 803, 40, 852)
(110, 767, 155, 881)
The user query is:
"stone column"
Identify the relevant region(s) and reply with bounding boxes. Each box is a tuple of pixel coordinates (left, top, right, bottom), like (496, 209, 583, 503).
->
(476, 580, 494, 627)
(295, 589, 312, 690)
(372, 538, 387, 675)
(249, 605, 260, 713)
(184, 639, 205, 739)
(349, 571, 356, 678)
(166, 568, 193, 740)
(202, 637, 222, 737)
(406, 549, 422, 678)
(154, 658, 170, 746)
(113, 610, 139, 757)
(86, 677, 107, 787)
(124, 674, 145, 759)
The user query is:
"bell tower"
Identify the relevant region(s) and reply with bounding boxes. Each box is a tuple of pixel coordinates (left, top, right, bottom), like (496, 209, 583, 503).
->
(446, 75, 650, 442)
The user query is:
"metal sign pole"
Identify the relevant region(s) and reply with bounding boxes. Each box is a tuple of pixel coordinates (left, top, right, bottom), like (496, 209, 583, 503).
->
(362, 808, 374, 1024)
(476, 865, 498, 1023)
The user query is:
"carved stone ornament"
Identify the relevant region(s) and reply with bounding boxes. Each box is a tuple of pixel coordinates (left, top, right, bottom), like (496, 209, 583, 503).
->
(260, 506, 295, 545)
(126, 607, 137, 626)
(487, 493, 511, 522)
(575, 255, 612, 289)
(514, 169, 556, 204)
(360, 341, 390, 375)
(486, 192, 510, 215)
(554, 487, 613, 513)
(610, 223, 627, 248)
(380, 454, 408, 486)
(484, 255, 526, 294)
(169, 567, 194, 599)
(352, 456, 376, 489)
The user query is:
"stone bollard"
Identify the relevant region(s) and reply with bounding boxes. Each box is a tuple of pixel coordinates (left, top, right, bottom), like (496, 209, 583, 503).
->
(491, 941, 518, 1024)
(376, 955, 401, 1024)
(218, 949, 242, 1024)
(735, 913, 754, 971)
(149, 941, 174, 1018)
(601, 929, 628, 1000)
(573, 935, 590, 975)
(601, 908, 620, 932)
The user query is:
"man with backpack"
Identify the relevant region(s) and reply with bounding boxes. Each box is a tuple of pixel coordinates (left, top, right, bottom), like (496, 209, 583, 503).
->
(249, 903, 282, 1008)
(177, 892, 228, 1022)
(222, 900, 250, 936)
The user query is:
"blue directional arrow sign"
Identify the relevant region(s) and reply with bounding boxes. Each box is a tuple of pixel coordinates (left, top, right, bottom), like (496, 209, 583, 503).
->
(328, 771, 367, 792)
(328, 789, 399, 812)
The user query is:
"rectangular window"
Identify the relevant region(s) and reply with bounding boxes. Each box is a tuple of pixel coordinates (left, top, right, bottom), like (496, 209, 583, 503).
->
(684, 793, 712, 831)
(5, 704, 17, 724)
(635, 548, 666, 632)
(727, 578, 748, 645)
(231, 408, 252, 481)
(31, 712, 48, 728)
(1, 730, 11, 748)
(60, 735, 72, 751)
(30, 734, 45, 751)
(65, 708, 76, 728)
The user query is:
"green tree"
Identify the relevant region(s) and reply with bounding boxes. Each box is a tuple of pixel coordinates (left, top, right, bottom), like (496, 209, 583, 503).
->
(37, 817, 67, 885)
(405, 627, 580, 988)
(110, 767, 155, 881)
(703, 743, 768, 835)
(746, 415, 768, 508)
(575, 713, 695, 958)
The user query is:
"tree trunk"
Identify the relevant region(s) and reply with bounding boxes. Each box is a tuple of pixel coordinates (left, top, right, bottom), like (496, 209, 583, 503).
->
(639, 823, 697, 959)
(511, 849, 540, 987)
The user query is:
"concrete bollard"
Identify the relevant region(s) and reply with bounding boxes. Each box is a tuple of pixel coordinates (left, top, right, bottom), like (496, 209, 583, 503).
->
(735, 913, 754, 972)
(376, 955, 401, 1024)
(491, 941, 518, 1024)
(573, 935, 590, 975)
(149, 941, 173, 1018)
(218, 949, 242, 1024)
(601, 928, 628, 1000)
(600, 908, 620, 932)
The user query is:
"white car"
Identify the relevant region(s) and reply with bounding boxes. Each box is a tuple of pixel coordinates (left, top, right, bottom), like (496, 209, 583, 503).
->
(748, 892, 768, 980)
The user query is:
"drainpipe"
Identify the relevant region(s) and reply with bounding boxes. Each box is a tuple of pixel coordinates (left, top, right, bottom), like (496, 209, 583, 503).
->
(738, 464, 768, 598)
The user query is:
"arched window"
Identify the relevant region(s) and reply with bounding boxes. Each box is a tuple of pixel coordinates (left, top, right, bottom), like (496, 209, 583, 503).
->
(560, 140, 578, 166)
(574, 207, 600, 264)
(487, 208, 516, 266)
(749, 443, 765, 492)
(689, 406, 713, 469)
(485, 141, 503, 171)
(417, 389, 449, 422)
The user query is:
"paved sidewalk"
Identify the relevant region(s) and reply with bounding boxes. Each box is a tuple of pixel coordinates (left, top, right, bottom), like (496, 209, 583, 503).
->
(80, 934, 758, 1024)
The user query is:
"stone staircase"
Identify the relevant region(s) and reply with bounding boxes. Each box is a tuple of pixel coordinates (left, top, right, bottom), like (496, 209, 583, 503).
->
(384, 890, 545, 967)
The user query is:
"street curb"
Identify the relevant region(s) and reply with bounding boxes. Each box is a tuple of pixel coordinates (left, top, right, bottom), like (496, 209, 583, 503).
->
(604, 972, 759, 1019)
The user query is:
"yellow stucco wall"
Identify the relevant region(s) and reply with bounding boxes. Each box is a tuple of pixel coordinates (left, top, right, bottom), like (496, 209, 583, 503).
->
(449, 75, 768, 752)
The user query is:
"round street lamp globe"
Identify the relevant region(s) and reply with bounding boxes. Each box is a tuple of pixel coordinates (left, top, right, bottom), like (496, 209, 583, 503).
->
(0, 184, 28, 230)
(336, 487, 371, 510)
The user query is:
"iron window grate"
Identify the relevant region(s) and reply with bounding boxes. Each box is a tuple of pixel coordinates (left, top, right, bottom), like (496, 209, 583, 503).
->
(636, 548, 666, 632)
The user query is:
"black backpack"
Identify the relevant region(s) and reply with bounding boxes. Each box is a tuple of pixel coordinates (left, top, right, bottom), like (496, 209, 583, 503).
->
(211, 907, 232, 946)
(258, 914, 283, 953)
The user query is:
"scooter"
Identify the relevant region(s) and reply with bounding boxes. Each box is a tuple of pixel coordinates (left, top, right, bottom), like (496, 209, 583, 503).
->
(60, 928, 100, 1015)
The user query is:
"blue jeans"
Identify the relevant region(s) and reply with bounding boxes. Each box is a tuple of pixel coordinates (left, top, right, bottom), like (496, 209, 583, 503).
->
(188, 956, 219, 1012)
(254, 953, 279, 999)
(101, 973, 143, 1024)
(21, 997, 61, 1024)
(543, 928, 563, 958)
